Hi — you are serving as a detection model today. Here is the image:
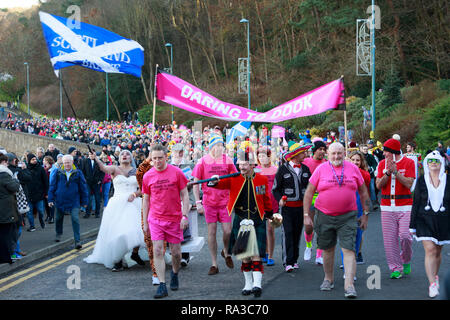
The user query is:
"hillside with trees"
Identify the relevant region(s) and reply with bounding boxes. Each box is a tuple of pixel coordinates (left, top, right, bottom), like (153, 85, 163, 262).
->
(0, 0, 448, 149)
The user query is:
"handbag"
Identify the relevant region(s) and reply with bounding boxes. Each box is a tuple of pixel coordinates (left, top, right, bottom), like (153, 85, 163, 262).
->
(14, 172, 29, 214)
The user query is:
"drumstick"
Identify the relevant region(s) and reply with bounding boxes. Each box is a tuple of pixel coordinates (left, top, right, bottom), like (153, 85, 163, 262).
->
(187, 172, 240, 186)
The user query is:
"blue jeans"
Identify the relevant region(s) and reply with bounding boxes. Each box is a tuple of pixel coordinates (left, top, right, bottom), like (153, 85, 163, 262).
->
(102, 182, 111, 208)
(341, 192, 364, 266)
(87, 184, 101, 216)
(55, 207, 81, 243)
(369, 179, 377, 203)
(27, 200, 45, 228)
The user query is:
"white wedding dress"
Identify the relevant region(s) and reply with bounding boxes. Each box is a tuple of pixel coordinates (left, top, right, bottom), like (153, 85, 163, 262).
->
(84, 175, 145, 269)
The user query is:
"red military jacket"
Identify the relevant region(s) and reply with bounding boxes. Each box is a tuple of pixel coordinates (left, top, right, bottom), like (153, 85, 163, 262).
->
(215, 172, 273, 220)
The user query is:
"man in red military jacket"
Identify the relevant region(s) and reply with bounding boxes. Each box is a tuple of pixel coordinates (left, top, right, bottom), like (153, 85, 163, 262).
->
(210, 147, 273, 298)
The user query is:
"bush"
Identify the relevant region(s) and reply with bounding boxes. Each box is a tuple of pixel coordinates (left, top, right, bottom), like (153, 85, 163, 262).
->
(416, 95, 450, 150)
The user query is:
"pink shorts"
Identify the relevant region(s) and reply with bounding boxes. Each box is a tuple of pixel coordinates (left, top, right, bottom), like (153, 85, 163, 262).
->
(148, 217, 183, 244)
(203, 205, 231, 224)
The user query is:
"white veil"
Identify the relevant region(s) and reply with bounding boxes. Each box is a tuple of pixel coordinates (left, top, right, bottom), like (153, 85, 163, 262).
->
(423, 150, 446, 212)
(119, 149, 136, 169)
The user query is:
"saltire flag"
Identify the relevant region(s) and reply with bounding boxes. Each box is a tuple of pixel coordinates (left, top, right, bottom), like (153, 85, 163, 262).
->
(39, 11, 144, 77)
(226, 121, 251, 144)
(156, 70, 346, 123)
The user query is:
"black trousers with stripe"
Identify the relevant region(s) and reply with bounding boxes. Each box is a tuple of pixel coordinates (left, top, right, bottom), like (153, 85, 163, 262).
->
(281, 205, 304, 266)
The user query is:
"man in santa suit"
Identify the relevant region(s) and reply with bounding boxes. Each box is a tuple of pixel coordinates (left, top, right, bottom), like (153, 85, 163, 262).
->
(376, 138, 415, 279)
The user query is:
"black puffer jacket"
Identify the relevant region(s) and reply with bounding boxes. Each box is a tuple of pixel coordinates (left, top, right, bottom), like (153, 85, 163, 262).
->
(25, 154, 48, 203)
(0, 165, 20, 224)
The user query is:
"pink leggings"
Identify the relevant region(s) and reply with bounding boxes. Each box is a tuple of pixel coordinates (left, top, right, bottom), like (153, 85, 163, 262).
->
(381, 210, 412, 272)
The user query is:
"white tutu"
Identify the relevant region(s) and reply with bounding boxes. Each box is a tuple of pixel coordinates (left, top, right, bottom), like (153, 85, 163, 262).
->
(84, 175, 145, 269)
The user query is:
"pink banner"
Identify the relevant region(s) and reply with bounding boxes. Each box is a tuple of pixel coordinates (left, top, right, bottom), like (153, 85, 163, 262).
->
(156, 71, 345, 123)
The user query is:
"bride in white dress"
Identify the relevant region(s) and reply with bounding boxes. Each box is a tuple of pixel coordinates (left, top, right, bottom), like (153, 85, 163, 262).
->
(84, 150, 146, 270)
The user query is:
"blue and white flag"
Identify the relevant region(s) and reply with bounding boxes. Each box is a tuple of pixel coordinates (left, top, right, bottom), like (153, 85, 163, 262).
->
(226, 121, 251, 144)
(39, 11, 144, 77)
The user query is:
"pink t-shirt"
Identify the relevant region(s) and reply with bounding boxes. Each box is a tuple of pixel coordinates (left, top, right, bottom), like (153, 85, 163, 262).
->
(192, 153, 237, 207)
(303, 157, 326, 174)
(309, 160, 364, 216)
(142, 164, 188, 223)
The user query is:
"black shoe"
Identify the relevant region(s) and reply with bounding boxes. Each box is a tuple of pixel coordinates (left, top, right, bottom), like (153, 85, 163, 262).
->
(131, 252, 145, 266)
(83, 214, 90, 219)
(95, 214, 100, 218)
(48, 218, 54, 224)
(154, 283, 168, 299)
(252, 287, 262, 298)
(181, 257, 190, 267)
(75, 242, 82, 250)
(170, 271, 179, 291)
(242, 289, 252, 296)
(112, 261, 123, 272)
(40, 222, 45, 229)
(27, 227, 36, 232)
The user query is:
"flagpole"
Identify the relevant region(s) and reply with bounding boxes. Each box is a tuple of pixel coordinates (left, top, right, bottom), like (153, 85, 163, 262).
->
(341, 75, 348, 155)
(60, 78, 77, 119)
(152, 64, 159, 137)
(106, 73, 109, 121)
(59, 70, 63, 119)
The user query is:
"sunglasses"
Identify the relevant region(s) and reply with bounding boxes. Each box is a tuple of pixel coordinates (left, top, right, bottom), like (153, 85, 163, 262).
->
(427, 159, 440, 164)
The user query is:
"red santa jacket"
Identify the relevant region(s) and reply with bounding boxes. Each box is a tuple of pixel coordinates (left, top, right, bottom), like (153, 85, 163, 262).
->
(214, 172, 273, 220)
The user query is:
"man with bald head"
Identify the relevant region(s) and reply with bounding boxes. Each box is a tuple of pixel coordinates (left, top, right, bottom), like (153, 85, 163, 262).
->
(303, 142, 370, 298)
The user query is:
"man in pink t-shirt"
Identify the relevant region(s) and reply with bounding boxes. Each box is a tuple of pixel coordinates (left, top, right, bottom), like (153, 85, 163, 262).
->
(303, 142, 370, 298)
(192, 134, 237, 275)
(142, 144, 189, 299)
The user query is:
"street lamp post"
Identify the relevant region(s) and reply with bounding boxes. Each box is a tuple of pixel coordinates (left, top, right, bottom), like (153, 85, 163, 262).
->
(240, 18, 250, 110)
(165, 43, 174, 123)
(24, 62, 29, 115)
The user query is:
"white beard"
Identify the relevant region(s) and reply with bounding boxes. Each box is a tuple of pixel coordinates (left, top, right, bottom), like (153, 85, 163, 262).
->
(330, 160, 343, 167)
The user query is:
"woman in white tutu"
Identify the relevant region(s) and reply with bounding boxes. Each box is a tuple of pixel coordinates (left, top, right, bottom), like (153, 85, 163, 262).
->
(84, 150, 146, 271)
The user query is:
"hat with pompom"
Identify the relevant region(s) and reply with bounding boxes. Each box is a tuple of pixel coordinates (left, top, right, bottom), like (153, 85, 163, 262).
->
(383, 138, 401, 154)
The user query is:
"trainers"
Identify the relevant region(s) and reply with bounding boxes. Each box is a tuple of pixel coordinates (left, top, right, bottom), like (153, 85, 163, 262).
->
(429, 282, 439, 298)
(262, 253, 268, 263)
(285, 265, 294, 273)
(403, 263, 411, 275)
(304, 247, 312, 261)
(390, 271, 403, 279)
(293, 263, 299, 269)
(112, 261, 123, 272)
(356, 252, 365, 265)
(344, 285, 357, 298)
(170, 271, 179, 291)
(315, 257, 323, 265)
(152, 275, 160, 286)
(181, 257, 190, 267)
(435, 276, 440, 289)
(11, 254, 22, 260)
(267, 258, 275, 266)
(131, 252, 145, 266)
(27, 227, 36, 232)
(154, 283, 168, 299)
(320, 280, 334, 291)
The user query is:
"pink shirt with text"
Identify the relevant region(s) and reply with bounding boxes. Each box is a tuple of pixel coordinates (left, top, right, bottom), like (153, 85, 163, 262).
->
(309, 160, 364, 216)
(142, 164, 188, 223)
(192, 153, 237, 207)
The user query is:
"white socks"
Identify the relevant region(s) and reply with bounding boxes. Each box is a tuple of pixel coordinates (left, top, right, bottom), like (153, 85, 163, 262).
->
(252, 271, 262, 289)
(243, 271, 253, 291)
